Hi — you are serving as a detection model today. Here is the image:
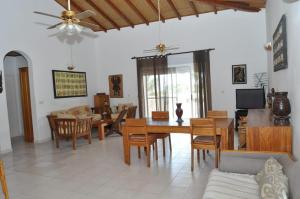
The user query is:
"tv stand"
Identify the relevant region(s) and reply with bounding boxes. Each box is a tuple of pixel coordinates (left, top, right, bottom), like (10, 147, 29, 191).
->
(235, 109, 248, 130)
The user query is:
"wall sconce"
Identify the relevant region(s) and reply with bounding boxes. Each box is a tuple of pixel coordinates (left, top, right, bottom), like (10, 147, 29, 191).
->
(264, 42, 272, 51)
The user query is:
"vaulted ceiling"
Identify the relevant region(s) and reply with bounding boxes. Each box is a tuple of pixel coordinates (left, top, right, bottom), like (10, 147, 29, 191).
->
(55, 0, 266, 32)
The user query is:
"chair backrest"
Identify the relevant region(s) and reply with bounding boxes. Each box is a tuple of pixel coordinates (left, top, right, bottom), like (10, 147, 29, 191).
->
(76, 117, 93, 136)
(126, 106, 137, 119)
(125, 118, 147, 135)
(207, 110, 228, 119)
(47, 115, 57, 130)
(152, 111, 169, 120)
(190, 118, 216, 137)
(54, 118, 77, 137)
(112, 110, 127, 128)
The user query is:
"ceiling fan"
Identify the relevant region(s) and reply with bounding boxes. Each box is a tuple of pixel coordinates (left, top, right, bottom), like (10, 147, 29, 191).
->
(34, 0, 99, 35)
(144, 0, 179, 55)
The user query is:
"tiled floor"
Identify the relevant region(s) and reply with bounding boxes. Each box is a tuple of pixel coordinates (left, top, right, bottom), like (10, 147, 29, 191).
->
(1, 132, 269, 199)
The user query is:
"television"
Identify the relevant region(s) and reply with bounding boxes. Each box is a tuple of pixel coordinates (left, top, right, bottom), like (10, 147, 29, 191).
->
(236, 88, 266, 109)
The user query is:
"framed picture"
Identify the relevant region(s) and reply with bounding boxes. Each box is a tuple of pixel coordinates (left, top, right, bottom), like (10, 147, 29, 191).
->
(232, 64, 247, 84)
(273, 15, 288, 72)
(109, 74, 123, 98)
(52, 70, 87, 98)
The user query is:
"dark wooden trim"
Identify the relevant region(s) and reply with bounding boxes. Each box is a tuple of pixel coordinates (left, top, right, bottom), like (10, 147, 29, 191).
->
(124, 0, 149, 25)
(105, 0, 134, 28)
(166, 0, 181, 20)
(86, 0, 121, 30)
(194, 0, 260, 12)
(146, 0, 165, 22)
(189, 1, 199, 17)
(132, 48, 215, 59)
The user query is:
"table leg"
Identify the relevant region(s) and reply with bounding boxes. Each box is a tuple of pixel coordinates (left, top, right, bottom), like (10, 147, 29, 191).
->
(123, 127, 130, 165)
(98, 123, 106, 140)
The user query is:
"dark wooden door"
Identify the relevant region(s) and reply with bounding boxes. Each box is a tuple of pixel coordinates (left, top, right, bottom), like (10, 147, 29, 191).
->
(19, 67, 34, 143)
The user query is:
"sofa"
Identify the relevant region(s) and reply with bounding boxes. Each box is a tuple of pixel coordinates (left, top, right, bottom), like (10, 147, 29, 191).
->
(202, 157, 288, 199)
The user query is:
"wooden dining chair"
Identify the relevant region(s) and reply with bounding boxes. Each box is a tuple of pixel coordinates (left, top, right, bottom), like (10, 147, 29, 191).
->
(190, 118, 221, 171)
(124, 118, 157, 167)
(54, 117, 93, 150)
(0, 160, 9, 199)
(126, 106, 137, 119)
(207, 110, 228, 119)
(150, 111, 172, 157)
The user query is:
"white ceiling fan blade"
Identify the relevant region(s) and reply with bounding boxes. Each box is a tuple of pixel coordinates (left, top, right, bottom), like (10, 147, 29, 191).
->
(47, 22, 64, 29)
(76, 10, 96, 20)
(34, 11, 61, 19)
(79, 21, 99, 30)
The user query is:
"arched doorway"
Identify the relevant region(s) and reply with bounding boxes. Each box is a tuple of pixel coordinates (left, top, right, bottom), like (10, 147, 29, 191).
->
(3, 51, 34, 144)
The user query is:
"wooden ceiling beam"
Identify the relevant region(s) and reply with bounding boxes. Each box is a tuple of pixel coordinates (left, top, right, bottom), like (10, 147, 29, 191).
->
(86, 0, 120, 30)
(146, 0, 165, 23)
(105, 0, 134, 28)
(124, 0, 149, 25)
(56, 0, 107, 32)
(166, 0, 181, 20)
(189, 1, 199, 17)
(193, 0, 261, 12)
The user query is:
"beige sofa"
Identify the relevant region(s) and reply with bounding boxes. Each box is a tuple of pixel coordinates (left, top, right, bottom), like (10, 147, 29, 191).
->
(203, 158, 288, 199)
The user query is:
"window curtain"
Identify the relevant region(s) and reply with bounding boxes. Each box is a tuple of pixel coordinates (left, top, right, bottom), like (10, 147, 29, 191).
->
(136, 50, 212, 118)
(193, 50, 212, 117)
(137, 56, 169, 117)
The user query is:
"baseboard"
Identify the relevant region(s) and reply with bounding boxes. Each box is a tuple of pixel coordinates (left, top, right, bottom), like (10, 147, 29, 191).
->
(35, 137, 52, 144)
(0, 148, 13, 154)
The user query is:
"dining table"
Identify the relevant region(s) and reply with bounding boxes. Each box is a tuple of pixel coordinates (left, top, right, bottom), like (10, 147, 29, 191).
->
(122, 118, 234, 165)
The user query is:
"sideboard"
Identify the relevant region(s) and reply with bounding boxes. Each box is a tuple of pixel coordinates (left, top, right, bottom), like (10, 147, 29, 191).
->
(245, 109, 293, 159)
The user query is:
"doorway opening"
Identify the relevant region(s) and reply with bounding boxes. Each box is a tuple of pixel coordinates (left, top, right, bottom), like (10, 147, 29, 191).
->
(3, 51, 34, 145)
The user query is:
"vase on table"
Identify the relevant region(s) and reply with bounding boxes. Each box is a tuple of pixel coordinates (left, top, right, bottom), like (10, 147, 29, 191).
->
(175, 103, 183, 123)
(272, 92, 291, 125)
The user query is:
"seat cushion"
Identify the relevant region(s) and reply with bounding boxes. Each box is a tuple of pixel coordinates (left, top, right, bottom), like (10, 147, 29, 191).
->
(203, 169, 259, 199)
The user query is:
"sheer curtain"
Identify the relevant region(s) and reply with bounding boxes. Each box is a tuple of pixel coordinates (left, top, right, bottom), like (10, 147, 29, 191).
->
(136, 50, 212, 118)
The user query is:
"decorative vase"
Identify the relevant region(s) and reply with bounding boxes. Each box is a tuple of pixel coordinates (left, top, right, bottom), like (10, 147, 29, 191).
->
(175, 103, 183, 123)
(272, 92, 291, 125)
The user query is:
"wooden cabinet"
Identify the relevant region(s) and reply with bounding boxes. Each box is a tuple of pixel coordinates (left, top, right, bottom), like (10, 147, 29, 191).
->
(94, 94, 110, 114)
(246, 109, 292, 157)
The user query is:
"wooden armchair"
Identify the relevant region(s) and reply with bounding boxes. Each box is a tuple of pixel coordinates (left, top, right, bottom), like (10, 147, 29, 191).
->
(124, 119, 157, 167)
(47, 115, 57, 140)
(126, 106, 137, 119)
(54, 117, 93, 150)
(190, 118, 221, 171)
(106, 110, 127, 136)
(0, 160, 9, 199)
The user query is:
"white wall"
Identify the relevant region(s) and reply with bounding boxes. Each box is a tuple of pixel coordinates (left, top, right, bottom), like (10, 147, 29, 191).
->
(0, 0, 98, 153)
(266, 0, 300, 198)
(95, 10, 267, 118)
(3, 55, 27, 138)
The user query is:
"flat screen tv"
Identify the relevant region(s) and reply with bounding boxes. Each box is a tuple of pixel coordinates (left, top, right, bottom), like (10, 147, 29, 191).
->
(236, 88, 266, 109)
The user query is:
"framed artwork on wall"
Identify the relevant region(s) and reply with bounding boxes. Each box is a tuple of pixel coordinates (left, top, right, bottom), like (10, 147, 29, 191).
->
(232, 64, 247, 84)
(52, 70, 87, 98)
(273, 15, 288, 72)
(109, 74, 123, 98)
(0, 70, 3, 93)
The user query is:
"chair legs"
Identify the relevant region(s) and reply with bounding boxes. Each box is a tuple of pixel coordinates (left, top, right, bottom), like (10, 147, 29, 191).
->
(168, 135, 172, 152)
(197, 149, 200, 163)
(55, 136, 60, 148)
(162, 139, 166, 157)
(146, 146, 151, 167)
(0, 161, 9, 199)
(191, 147, 194, 171)
(72, 136, 77, 150)
(155, 141, 158, 160)
(202, 150, 206, 160)
(138, 147, 141, 159)
(88, 134, 92, 144)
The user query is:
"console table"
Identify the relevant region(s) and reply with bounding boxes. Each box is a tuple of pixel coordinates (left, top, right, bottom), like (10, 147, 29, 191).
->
(246, 109, 293, 159)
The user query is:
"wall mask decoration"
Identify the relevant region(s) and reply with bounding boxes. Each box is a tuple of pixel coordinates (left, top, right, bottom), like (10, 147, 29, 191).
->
(109, 74, 123, 98)
(52, 70, 87, 98)
(0, 71, 3, 93)
(232, 64, 247, 84)
(273, 15, 288, 72)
